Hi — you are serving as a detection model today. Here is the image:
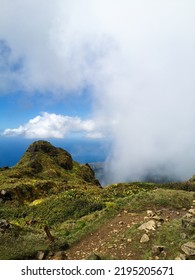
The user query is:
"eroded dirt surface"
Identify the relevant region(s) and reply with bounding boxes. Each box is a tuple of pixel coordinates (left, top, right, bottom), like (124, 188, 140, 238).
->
(66, 208, 186, 260)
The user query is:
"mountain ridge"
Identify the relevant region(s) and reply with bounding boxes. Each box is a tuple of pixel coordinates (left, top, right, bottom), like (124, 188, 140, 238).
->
(0, 140, 195, 260)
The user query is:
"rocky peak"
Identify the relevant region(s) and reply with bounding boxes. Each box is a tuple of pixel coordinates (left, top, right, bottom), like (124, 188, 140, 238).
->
(16, 140, 73, 175)
(9, 140, 100, 186)
(26, 140, 71, 159)
(27, 140, 57, 155)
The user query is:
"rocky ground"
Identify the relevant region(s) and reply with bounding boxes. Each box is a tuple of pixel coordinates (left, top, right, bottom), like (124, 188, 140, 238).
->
(65, 206, 195, 260)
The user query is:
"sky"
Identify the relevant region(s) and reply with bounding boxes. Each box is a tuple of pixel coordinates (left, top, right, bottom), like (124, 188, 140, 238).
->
(1, 0, 195, 183)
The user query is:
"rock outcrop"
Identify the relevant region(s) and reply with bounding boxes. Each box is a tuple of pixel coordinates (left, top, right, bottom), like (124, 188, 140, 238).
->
(16, 140, 73, 176)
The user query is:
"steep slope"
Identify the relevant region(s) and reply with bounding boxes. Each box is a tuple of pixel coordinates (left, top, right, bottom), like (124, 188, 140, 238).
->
(0, 140, 100, 203)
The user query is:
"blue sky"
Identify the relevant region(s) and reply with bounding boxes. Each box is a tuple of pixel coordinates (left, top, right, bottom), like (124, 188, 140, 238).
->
(0, 86, 94, 130)
(0, 15, 107, 166)
(0, 36, 104, 139)
(0, 35, 100, 138)
(1, 1, 195, 183)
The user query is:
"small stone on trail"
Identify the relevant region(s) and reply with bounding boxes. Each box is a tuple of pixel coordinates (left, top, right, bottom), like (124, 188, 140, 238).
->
(140, 234, 150, 243)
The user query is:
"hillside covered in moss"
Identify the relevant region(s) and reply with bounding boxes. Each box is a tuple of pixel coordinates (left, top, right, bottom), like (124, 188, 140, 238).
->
(0, 140, 195, 260)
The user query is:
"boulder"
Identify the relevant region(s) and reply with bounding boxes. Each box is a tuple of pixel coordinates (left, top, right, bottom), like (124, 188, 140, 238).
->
(181, 242, 195, 256)
(140, 234, 150, 243)
(138, 220, 156, 231)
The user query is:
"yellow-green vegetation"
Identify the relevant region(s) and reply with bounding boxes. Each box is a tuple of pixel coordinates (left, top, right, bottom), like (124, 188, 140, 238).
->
(124, 188, 194, 212)
(0, 140, 195, 260)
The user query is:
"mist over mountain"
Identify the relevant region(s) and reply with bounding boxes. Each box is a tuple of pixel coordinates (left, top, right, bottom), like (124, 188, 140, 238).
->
(1, 1, 195, 184)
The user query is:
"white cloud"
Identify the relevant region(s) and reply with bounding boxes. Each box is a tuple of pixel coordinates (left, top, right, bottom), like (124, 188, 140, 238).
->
(0, 0, 114, 95)
(2, 112, 104, 139)
(1, 1, 195, 182)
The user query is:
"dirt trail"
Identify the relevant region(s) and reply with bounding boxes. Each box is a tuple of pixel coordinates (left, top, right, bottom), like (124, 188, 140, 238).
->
(66, 208, 186, 260)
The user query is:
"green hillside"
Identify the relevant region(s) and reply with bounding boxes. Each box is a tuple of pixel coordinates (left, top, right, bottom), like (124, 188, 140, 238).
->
(0, 141, 195, 260)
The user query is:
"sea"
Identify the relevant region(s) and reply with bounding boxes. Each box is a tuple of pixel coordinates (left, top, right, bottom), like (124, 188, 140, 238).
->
(0, 137, 108, 166)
